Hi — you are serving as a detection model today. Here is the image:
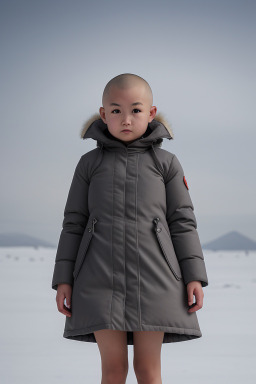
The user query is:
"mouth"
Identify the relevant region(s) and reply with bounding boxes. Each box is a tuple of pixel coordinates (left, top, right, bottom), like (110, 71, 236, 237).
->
(122, 129, 132, 132)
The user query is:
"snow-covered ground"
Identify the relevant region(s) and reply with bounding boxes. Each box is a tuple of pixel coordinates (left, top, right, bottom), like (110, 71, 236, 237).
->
(1, 247, 255, 383)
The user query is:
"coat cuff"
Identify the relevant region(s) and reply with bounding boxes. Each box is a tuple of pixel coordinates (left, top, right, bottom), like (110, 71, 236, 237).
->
(51, 260, 75, 291)
(180, 258, 209, 287)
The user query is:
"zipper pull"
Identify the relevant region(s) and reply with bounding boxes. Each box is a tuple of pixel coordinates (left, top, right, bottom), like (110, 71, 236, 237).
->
(92, 218, 97, 233)
(88, 218, 97, 233)
(153, 217, 162, 232)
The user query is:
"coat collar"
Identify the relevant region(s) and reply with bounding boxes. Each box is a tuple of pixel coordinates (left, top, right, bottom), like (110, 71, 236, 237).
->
(80, 112, 174, 150)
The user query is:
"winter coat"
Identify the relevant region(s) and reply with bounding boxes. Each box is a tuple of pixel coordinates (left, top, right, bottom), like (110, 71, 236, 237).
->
(51, 113, 209, 345)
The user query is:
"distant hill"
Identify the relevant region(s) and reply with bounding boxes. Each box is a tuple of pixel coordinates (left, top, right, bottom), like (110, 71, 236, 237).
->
(0, 233, 55, 248)
(202, 231, 256, 251)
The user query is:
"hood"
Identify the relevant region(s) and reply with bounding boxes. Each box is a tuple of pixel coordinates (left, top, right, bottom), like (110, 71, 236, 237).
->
(80, 112, 174, 151)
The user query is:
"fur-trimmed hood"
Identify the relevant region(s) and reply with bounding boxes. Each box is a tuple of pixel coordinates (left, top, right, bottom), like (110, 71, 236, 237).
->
(79, 112, 174, 150)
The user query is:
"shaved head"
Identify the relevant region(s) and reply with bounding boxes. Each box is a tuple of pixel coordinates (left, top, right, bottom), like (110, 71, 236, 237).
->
(102, 73, 153, 107)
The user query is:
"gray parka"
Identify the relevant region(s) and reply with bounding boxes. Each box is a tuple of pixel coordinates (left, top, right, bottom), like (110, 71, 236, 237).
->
(51, 113, 209, 345)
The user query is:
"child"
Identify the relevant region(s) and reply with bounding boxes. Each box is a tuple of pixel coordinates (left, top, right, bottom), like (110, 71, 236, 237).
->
(52, 73, 209, 383)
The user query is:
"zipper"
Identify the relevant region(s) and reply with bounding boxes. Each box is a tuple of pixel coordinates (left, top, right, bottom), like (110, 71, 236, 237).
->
(153, 217, 181, 281)
(73, 217, 98, 280)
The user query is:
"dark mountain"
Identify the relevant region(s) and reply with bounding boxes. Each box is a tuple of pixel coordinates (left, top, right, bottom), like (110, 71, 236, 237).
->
(202, 231, 256, 251)
(0, 233, 55, 248)
(2, 231, 255, 251)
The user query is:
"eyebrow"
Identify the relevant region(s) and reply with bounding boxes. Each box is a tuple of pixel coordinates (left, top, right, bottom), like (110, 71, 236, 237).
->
(110, 102, 143, 106)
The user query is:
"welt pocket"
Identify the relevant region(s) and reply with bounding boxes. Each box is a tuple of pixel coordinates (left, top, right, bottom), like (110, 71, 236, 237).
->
(73, 217, 98, 281)
(153, 217, 182, 281)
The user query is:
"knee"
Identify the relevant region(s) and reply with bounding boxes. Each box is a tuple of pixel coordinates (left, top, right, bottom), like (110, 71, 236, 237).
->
(103, 361, 129, 384)
(133, 359, 160, 383)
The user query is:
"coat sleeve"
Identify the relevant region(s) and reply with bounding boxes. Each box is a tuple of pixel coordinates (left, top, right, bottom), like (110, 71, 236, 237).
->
(51, 156, 90, 291)
(165, 154, 209, 287)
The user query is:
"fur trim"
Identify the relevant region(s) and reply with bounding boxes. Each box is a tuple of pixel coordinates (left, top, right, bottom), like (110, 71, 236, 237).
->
(80, 113, 101, 139)
(80, 112, 173, 139)
(153, 112, 174, 138)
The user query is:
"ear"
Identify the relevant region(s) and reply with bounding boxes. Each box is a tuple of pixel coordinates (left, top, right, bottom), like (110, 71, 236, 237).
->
(148, 106, 157, 122)
(99, 107, 107, 124)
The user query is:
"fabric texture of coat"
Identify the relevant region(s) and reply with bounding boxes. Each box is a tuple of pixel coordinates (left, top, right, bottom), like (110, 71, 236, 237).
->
(51, 113, 209, 345)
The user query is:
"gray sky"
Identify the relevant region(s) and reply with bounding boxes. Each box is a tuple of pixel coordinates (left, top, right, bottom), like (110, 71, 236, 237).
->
(1, 0, 255, 246)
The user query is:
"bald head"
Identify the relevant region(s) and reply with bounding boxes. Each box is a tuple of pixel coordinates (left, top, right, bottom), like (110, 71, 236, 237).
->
(102, 73, 153, 107)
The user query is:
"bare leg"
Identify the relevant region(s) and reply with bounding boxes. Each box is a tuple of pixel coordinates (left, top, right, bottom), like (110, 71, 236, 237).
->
(133, 331, 164, 384)
(94, 330, 129, 384)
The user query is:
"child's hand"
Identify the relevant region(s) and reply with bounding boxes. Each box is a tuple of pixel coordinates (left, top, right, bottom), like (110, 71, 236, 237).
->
(56, 283, 72, 317)
(186, 281, 204, 313)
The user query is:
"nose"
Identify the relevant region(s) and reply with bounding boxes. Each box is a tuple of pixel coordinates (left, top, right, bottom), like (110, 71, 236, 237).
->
(122, 114, 131, 126)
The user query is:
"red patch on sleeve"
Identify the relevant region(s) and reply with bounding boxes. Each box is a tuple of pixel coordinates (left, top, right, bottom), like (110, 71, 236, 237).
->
(183, 176, 189, 190)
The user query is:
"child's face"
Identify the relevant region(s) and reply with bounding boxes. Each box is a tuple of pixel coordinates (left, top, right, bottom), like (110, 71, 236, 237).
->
(99, 85, 157, 144)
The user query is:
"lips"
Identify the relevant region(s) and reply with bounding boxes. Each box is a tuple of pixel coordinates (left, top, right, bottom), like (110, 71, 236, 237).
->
(122, 129, 132, 132)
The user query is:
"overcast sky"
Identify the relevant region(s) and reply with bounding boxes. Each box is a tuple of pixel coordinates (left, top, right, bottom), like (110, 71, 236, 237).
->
(1, 0, 255, 245)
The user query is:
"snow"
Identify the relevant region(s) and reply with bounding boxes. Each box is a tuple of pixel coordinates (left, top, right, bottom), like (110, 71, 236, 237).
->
(1, 247, 255, 383)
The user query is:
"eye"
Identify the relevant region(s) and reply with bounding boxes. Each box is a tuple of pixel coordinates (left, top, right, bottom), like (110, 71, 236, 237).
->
(111, 109, 120, 114)
(132, 108, 141, 113)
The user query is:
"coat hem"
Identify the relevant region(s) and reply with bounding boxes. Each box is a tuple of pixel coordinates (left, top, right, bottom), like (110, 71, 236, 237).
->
(63, 322, 202, 345)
